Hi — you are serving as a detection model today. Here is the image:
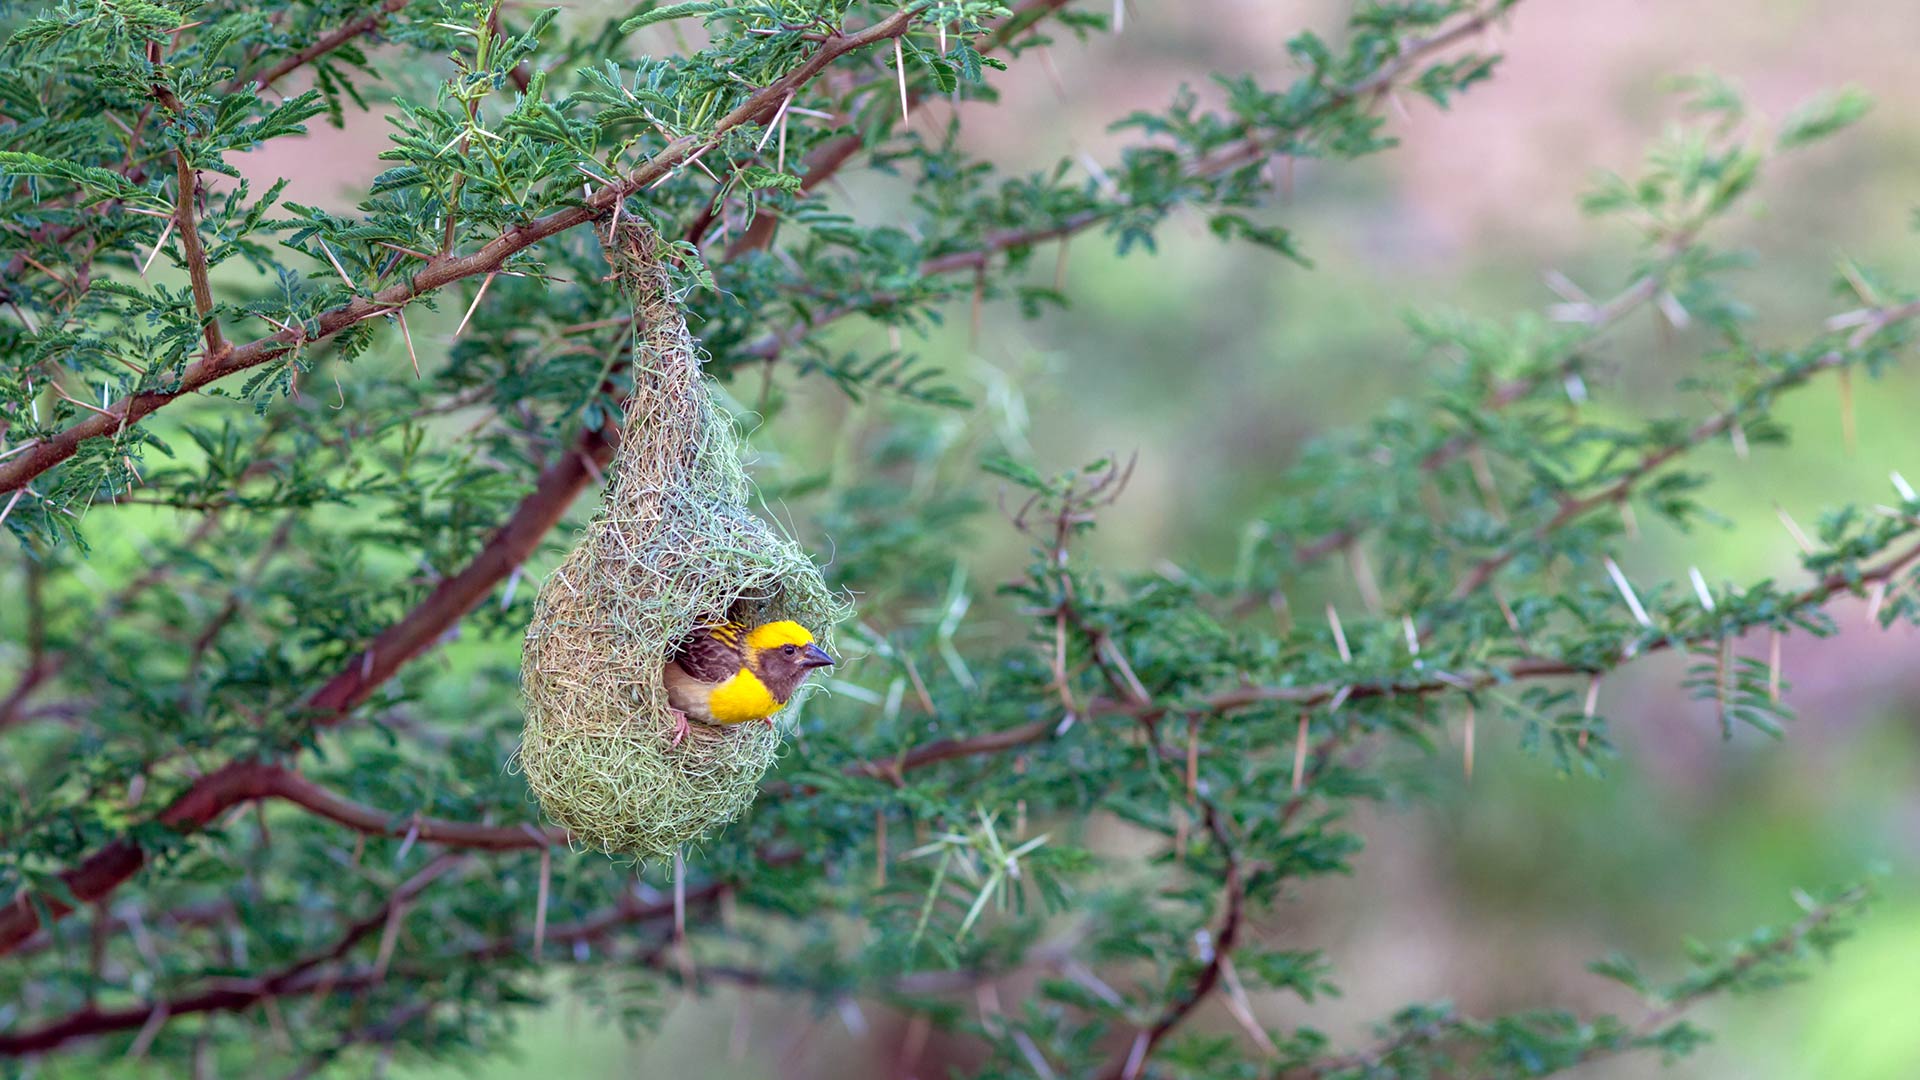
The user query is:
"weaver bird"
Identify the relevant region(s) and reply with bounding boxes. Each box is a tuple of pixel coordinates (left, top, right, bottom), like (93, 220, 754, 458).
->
(662, 618, 836, 745)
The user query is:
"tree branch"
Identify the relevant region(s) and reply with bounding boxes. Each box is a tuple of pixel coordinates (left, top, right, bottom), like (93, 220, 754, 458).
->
(228, 0, 412, 93)
(151, 90, 226, 362)
(262, 767, 566, 849)
(1447, 301, 1920, 601)
(823, 521, 1920, 798)
(712, 0, 1078, 257)
(0, 419, 612, 953)
(0, 854, 464, 1056)
(1102, 803, 1247, 1080)
(0, 10, 923, 496)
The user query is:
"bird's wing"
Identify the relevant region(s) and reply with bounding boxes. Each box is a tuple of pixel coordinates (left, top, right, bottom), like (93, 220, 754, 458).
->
(669, 625, 745, 684)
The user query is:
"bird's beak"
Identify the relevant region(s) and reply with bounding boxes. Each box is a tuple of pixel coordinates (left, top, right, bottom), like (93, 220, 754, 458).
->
(801, 643, 837, 669)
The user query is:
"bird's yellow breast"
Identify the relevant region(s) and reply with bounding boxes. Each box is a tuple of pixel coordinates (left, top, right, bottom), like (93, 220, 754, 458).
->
(706, 668, 781, 724)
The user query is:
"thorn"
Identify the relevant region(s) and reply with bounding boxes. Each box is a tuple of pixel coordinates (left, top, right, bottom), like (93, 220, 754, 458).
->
(1077, 151, 1119, 199)
(1291, 713, 1308, 795)
(1494, 588, 1524, 639)
(394, 817, 419, 863)
(1619, 499, 1639, 540)
(1217, 955, 1281, 1058)
(1543, 269, 1592, 306)
(1466, 445, 1505, 522)
(453, 272, 497, 340)
(1657, 289, 1691, 329)
(1463, 700, 1475, 783)
(1580, 674, 1600, 751)
(1840, 260, 1881, 306)
(1120, 1031, 1148, 1080)
(1775, 505, 1816, 555)
(894, 36, 910, 127)
(778, 95, 791, 174)
(396, 309, 420, 378)
(1603, 556, 1652, 628)
(1868, 580, 1888, 626)
(375, 241, 435, 262)
(139, 218, 176, 278)
(1564, 372, 1590, 404)
(1347, 542, 1383, 615)
(672, 848, 694, 988)
(316, 239, 357, 291)
(1325, 603, 1351, 663)
(1689, 566, 1715, 613)
(1895, 471, 1917, 504)
(1113, 0, 1125, 33)
(533, 842, 551, 956)
(1768, 630, 1782, 702)
(1037, 45, 1067, 101)
(757, 91, 795, 153)
(1401, 614, 1420, 658)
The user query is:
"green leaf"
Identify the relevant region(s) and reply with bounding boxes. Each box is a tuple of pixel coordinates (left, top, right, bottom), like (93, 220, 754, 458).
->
(1776, 87, 1872, 150)
(740, 165, 802, 192)
(619, 2, 720, 33)
(0, 151, 155, 208)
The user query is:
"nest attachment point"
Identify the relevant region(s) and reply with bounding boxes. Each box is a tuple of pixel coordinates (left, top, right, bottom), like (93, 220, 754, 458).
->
(517, 219, 849, 859)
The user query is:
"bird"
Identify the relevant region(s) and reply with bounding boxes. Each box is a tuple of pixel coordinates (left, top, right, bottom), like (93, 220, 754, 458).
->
(662, 617, 836, 746)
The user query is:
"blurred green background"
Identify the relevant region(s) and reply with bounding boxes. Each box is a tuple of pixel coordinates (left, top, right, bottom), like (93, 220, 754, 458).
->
(143, 0, 1920, 1075)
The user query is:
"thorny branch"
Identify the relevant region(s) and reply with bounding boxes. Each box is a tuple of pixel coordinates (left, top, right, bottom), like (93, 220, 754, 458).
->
(1447, 299, 1920, 601)
(229, 0, 412, 93)
(0, 9, 926, 495)
(0, 3, 1509, 958)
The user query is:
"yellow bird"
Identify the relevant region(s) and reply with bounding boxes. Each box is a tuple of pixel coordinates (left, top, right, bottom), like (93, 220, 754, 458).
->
(662, 618, 836, 745)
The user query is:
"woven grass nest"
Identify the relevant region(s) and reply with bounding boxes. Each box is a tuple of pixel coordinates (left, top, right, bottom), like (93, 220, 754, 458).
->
(517, 218, 849, 859)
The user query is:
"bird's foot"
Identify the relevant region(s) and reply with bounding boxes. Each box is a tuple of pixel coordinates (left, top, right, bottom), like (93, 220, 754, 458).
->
(763, 714, 777, 732)
(669, 709, 691, 747)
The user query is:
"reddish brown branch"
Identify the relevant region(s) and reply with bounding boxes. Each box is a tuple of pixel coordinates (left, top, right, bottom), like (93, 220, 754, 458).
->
(714, 0, 1077, 258)
(147, 74, 228, 362)
(0, 422, 612, 954)
(1102, 805, 1245, 1080)
(0, 656, 58, 732)
(233, 0, 411, 92)
(265, 768, 565, 849)
(824, 524, 1920, 795)
(0, 10, 921, 497)
(0, 855, 463, 1057)
(0, 861, 759, 1058)
(1447, 302, 1920, 601)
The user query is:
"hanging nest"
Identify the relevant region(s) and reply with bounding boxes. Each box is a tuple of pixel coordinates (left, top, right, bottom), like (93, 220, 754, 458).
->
(517, 217, 850, 859)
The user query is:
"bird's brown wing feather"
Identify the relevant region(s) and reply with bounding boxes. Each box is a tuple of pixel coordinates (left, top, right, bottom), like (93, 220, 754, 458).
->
(669, 625, 744, 684)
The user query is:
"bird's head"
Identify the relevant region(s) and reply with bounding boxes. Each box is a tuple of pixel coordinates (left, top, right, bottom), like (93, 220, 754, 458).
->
(743, 620, 836, 702)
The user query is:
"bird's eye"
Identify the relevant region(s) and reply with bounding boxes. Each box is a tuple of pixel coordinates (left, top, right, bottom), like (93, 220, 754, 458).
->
(782, 644, 796, 655)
